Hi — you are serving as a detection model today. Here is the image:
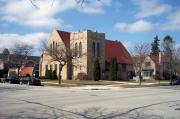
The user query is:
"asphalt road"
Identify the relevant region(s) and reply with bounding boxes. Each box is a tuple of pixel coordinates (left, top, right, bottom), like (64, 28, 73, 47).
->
(0, 83, 180, 119)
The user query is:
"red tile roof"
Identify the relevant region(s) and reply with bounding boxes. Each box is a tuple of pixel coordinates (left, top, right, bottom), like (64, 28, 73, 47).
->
(57, 30, 70, 46)
(19, 67, 33, 77)
(105, 40, 133, 64)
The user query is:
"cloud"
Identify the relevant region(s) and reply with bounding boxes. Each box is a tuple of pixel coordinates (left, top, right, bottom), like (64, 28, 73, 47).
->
(0, 0, 112, 29)
(0, 32, 49, 55)
(114, 20, 153, 33)
(78, 0, 112, 14)
(161, 10, 180, 31)
(0, 0, 62, 29)
(133, 0, 171, 18)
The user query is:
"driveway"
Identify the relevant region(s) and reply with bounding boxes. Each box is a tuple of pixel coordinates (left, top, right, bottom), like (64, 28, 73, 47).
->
(0, 83, 180, 119)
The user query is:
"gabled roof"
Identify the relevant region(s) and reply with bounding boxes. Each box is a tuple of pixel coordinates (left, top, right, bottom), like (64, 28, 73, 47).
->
(132, 56, 146, 64)
(105, 40, 133, 64)
(150, 55, 159, 64)
(57, 30, 70, 46)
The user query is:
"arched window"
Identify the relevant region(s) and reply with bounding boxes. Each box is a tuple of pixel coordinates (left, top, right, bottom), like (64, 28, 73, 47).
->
(79, 42, 82, 57)
(56, 43, 57, 51)
(97, 42, 100, 57)
(50, 44, 53, 55)
(75, 43, 78, 57)
(92, 42, 95, 57)
(52, 41, 55, 55)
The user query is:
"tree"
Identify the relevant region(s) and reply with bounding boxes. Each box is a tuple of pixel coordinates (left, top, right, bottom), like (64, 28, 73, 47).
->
(29, 0, 101, 9)
(132, 43, 150, 85)
(109, 58, 117, 81)
(2, 48, 10, 55)
(52, 70, 57, 79)
(162, 35, 175, 81)
(11, 42, 34, 77)
(11, 43, 34, 65)
(93, 58, 101, 81)
(151, 35, 160, 56)
(42, 40, 83, 84)
(174, 47, 180, 75)
(1, 48, 10, 63)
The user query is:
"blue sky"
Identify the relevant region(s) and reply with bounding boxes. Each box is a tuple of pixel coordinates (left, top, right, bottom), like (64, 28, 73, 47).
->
(0, 0, 180, 56)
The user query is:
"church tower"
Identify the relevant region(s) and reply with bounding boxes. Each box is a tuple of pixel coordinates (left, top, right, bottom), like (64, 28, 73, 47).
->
(70, 30, 105, 80)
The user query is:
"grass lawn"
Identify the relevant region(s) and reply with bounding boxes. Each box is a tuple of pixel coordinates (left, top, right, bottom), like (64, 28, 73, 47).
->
(41, 79, 119, 86)
(40, 79, 170, 88)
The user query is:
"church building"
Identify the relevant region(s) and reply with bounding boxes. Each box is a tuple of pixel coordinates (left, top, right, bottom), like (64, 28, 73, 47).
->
(39, 29, 133, 80)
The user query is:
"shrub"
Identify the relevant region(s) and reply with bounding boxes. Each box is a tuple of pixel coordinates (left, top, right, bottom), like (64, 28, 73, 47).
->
(109, 58, 117, 81)
(52, 70, 58, 80)
(93, 59, 101, 81)
(76, 72, 87, 80)
(45, 70, 51, 79)
(39, 76, 46, 79)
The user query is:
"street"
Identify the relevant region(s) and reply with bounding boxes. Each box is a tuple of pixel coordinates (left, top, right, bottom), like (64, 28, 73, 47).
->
(0, 83, 180, 119)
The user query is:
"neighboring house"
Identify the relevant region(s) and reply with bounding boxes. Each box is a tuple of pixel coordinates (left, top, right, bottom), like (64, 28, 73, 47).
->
(0, 54, 40, 68)
(40, 29, 134, 80)
(0, 53, 40, 77)
(19, 67, 34, 77)
(8, 68, 18, 77)
(141, 54, 169, 80)
(142, 55, 159, 80)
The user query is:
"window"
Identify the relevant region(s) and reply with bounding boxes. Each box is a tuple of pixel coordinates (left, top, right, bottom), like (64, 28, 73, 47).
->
(56, 43, 57, 51)
(75, 43, 78, 57)
(122, 64, 126, 72)
(143, 71, 149, 77)
(59, 64, 63, 71)
(97, 42, 100, 57)
(53, 41, 55, 49)
(52, 41, 55, 55)
(143, 71, 152, 77)
(79, 42, 82, 57)
(46, 65, 48, 70)
(105, 62, 110, 71)
(92, 42, 95, 57)
(54, 64, 57, 71)
(50, 44, 52, 55)
(50, 65, 52, 71)
(74, 66, 77, 71)
(145, 62, 151, 67)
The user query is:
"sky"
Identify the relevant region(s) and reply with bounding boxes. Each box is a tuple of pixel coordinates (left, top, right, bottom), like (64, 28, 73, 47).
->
(0, 0, 180, 56)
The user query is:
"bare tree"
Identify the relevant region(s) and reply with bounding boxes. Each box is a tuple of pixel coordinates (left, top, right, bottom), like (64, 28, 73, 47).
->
(11, 42, 34, 77)
(162, 35, 175, 81)
(29, 0, 55, 9)
(29, 0, 101, 9)
(173, 46, 180, 76)
(42, 40, 84, 84)
(132, 43, 150, 85)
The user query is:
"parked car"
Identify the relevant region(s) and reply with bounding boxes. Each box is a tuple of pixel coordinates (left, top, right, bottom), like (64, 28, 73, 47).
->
(170, 77, 180, 85)
(2, 76, 20, 84)
(20, 76, 41, 86)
